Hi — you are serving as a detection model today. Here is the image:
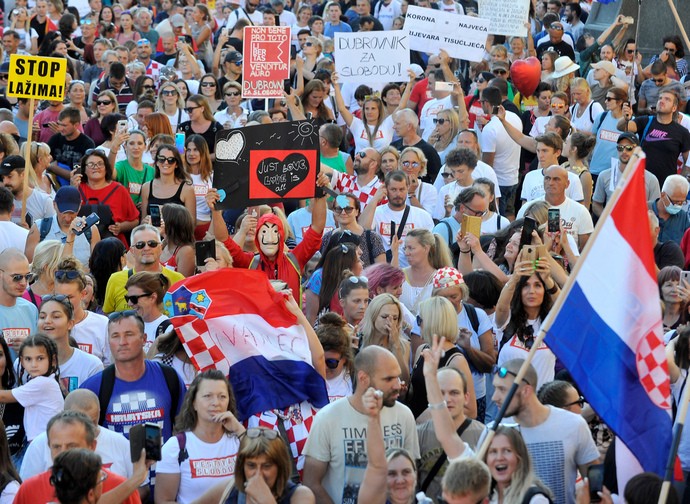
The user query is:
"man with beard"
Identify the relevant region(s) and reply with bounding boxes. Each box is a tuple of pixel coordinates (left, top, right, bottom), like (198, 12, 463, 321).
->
(0, 155, 54, 227)
(492, 359, 598, 504)
(303, 346, 419, 504)
(323, 146, 383, 211)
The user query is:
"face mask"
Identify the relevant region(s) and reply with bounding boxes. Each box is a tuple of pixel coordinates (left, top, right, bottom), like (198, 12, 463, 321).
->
(665, 195, 683, 215)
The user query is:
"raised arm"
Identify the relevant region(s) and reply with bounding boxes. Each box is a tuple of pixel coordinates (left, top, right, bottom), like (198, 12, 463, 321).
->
(496, 106, 537, 152)
(355, 388, 387, 504)
(395, 68, 417, 113)
(332, 72, 354, 126)
(283, 290, 326, 379)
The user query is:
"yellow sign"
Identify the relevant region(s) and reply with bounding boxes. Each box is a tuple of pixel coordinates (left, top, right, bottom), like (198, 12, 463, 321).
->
(6, 54, 67, 100)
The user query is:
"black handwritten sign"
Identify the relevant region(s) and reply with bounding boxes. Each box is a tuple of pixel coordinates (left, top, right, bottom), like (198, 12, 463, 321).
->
(213, 120, 320, 209)
(334, 32, 409, 83)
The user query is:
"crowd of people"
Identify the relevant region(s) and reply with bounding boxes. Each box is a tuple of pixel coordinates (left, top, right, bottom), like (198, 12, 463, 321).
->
(0, 0, 689, 502)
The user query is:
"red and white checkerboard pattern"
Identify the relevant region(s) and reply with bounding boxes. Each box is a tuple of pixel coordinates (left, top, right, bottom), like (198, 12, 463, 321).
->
(636, 330, 671, 409)
(177, 319, 230, 374)
(334, 173, 384, 210)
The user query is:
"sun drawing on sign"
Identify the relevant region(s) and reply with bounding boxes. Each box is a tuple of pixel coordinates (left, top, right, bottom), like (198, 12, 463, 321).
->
(288, 122, 316, 146)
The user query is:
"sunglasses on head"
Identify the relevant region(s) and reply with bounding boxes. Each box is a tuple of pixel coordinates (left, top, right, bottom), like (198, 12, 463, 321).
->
(325, 357, 341, 369)
(157, 156, 177, 164)
(133, 240, 160, 249)
(136, 39, 150, 46)
(347, 275, 368, 285)
(550, 24, 564, 30)
(0, 269, 30, 283)
(42, 294, 72, 307)
(55, 270, 81, 281)
(125, 292, 153, 304)
(493, 365, 518, 378)
(617, 144, 635, 152)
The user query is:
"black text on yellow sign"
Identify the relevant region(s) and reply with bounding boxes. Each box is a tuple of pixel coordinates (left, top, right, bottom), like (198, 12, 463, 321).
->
(6, 54, 67, 101)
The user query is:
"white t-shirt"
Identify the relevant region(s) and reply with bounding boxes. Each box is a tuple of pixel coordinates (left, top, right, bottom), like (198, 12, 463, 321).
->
(497, 319, 555, 388)
(303, 396, 419, 504)
(372, 204, 435, 268)
(144, 314, 169, 354)
(420, 96, 453, 141)
(326, 370, 353, 403)
(157, 431, 241, 504)
(0, 221, 28, 251)
(518, 197, 593, 250)
(480, 112, 522, 186)
(349, 115, 395, 152)
(0, 481, 18, 504)
(529, 115, 551, 138)
(12, 374, 64, 441)
(407, 181, 438, 217)
(167, 109, 190, 131)
(432, 161, 502, 199)
(434, 182, 471, 221)
(480, 213, 510, 234)
(59, 348, 104, 393)
(570, 101, 605, 134)
(374, 0, 402, 30)
(521, 169, 585, 202)
(20, 424, 134, 480)
(190, 172, 213, 223)
(72, 311, 110, 365)
(11, 190, 54, 226)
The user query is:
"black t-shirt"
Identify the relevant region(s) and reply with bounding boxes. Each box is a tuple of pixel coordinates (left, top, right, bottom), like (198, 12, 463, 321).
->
(178, 120, 224, 155)
(390, 138, 442, 184)
(633, 115, 690, 186)
(655, 241, 686, 270)
(537, 39, 575, 61)
(47, 132, 96, 169)
(30, 16, 48, 48)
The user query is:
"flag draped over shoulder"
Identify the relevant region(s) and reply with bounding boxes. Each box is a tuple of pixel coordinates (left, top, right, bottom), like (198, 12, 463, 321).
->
(164, 269, 329, 420)
(544, 154, 672, 475)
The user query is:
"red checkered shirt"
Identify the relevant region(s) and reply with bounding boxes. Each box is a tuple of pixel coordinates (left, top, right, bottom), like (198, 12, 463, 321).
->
(332, 171, 384, 210)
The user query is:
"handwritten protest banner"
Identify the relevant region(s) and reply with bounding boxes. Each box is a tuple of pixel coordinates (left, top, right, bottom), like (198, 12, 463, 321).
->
(213, 120, 319, 208)
(7, 54, 67, 100)
(242, 26, 291, 99)
(334, 31, 409, 83)
(479, 0, 529, 37)
(404, 6, 489, 62)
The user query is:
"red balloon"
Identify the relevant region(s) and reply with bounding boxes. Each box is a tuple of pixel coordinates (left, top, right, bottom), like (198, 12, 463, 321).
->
(511, 57, 542, 98)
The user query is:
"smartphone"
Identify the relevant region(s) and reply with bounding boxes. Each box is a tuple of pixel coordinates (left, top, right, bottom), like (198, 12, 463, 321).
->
(681, 271, 690, 286)
(434, 81, 454, 92)
(117, 119, 128, 135)
(175, 132, 186, 154)
(492, 105, 499, 115)
(148, 204, 161, 227)
(195, 239, 216, 267)
(521, 245, 538, 263)
(144, 423, 162, 461)
(461, 214, 482, 238)
(390, 221, 397, 242)
(519, 217, 537, 250)
(587, 464, 604, 502)
(76, 213, 100, 235)
(547, 208, 560, 233)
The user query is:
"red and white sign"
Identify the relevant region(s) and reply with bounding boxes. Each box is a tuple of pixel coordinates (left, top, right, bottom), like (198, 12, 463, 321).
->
(242, 26, 291, 99)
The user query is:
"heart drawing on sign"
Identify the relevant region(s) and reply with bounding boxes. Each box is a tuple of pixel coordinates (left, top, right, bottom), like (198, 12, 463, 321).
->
(256, 152, 310, 197)
(216, 131, 245, 161)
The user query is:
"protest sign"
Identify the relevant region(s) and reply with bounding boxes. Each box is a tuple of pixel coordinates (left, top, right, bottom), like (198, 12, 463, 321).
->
(213, 120, 319, 208)
(6, 54, 67, 100)
(334, 31, 410, 83)
(479, 0, 529, 37)
(404, 6, 489, 61)
(242, 26, 291, 99)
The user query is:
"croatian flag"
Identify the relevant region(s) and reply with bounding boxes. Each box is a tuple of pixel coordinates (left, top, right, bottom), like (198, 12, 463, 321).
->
(164, 269, 329, 420)
(544, 154, 672, 475)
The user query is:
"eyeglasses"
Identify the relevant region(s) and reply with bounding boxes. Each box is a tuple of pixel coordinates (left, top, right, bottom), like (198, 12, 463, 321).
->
(549, 24, 564, 30)
(96, 100, 113, 106)
(616, 144, 635, 152)
(86, 161, 105, 170)
(133, 240, 160, 249)
(156, 156, 177, 165)
(184, 106, 201, 113)
(325, 357, 341, 369)
(0, 269, 31, 283)
(333, 206, 355, 215)
(493, 69, 508, 75)
(161, 89, 178, 96)
(201, 82, 216, 87)
(462, 205, 487, 217)
(433, 118, 448, 125)
(41, 294, 73, 309)
(564, 395, 585, 408)
(225, 91, 240, 97)
(55, 270, 82, 281)
(401, 161, 420, 168)
(125, 292, 153, 304)
(304, 42, 314, 47)
(441, 172, 453, 179)
(244, 427, 279, 440)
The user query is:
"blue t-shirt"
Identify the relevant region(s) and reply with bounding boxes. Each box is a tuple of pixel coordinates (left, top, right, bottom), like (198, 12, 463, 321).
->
(80, 360, 186, 441)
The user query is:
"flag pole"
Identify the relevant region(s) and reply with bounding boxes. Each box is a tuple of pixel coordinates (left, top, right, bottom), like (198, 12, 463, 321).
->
(659, 365, 690, 504)
(477, 149, 647, 459)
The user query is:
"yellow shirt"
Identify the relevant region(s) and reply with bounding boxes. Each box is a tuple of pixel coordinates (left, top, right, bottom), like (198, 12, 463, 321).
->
(103, 267, 185, 314)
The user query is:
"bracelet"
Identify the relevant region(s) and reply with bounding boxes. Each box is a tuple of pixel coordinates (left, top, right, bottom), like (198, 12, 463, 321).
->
(428, 401, 447, 410)
(66, 240, 74, 244)
(546, 284, 559, 295)
(459, 248, 471, 254)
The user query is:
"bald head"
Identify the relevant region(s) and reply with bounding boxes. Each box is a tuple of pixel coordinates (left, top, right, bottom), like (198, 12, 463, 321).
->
(64, 389, 100, 426)
(502, 358, 538, 389)
(355, 345, 396, 377)
(365, 148, 381, 167)
(0, 121, 19, 136)
(0, 248, 28, 269)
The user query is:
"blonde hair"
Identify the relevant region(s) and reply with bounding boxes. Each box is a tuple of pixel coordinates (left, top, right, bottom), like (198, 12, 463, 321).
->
(359, 294, 408, 376)
(405, 229, 453, 269)
(31, 240, 64, 280)
(419, 296, 459, 344)
(399, 146, 428, 178)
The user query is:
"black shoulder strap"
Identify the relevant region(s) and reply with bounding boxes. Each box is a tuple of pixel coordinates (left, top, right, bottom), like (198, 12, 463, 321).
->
(420, 418, 472, 492)
(442, 220, 454, 250)
(176, 431, 188, 465)
(98, 365, 117, 426)
(521, 486, 553, 504)
(594, 110, 609, 134)
(588, 101, 595, 123)
(39, 217, 53, 241)
(159, 362, 181, 428)
(395, 205, 411, 242)
(462, 302, 480, 334)
(128, 268, 134, 278)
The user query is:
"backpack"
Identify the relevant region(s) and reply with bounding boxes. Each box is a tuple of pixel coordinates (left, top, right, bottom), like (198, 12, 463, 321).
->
(78, 184, 119, 239)
(39, 216, 92, 243)
(456, 302, 482, 374)
(521, 486, 554, 504)
(97, 362, 181, 429)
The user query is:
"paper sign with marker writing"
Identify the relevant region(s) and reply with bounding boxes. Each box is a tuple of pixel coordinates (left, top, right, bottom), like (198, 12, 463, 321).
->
(213, 120, 319, 208)
(242, 26, 291, 99)
(479, 0, 529, 37)
(403, 6, 489, 62)
(334, 31, 410, 83)
(7, 54, 67, 100)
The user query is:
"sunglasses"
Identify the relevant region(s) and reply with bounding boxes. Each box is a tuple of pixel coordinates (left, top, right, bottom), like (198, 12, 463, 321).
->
(617, 144, 635, 152)
(161, 90, 178, 96)
(185, 106, 201, 113)
(402, 161, 420, 168)
(627, 49, 635, 54)
(441, 172, 454, 179)
(356, 151, 367, 159)
(157, 156, 177, 164)
(231, 60, 243, 65)
(0, 269, 30, 283)
(665, 47, 676, 54)
(142, 84, 154, 90)
(474, 77, 485, 83)
(550, 24, 564, 30)
(604, 96, 618, 101)
(493, 69, 508, 75)
(96, 100, 113, 106)
(225, 91, 240, 97)
(551, 103, 566, 109)
(564, 395, 585, 408)
(333, 206, 355, 215)
(493, 365, 518, 379)
(433, 118, 448, 125)
(55, 270, 82, 281)
(325, 357, 341, 369)
(201, 82, 217, 87)
(125, 292, 153, 304)
(133, 240, 160, 249)
(108, 309, 143, 322)
(244, 427, 279, 440)
(304, 42, 314, 47)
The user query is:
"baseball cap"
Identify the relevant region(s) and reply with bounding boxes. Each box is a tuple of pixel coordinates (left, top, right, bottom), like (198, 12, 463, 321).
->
(170, 13, 185, 27)
(410, 63, 424, 78)
(0, 155, 25, 176)
(54, 186, 81, 213)
(491, 60, 510, 72)
(617, 132, 639, 145)
(591, 60, 617, 76)
(432, 267, 464, 290)
(225, 50, 243, 64)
